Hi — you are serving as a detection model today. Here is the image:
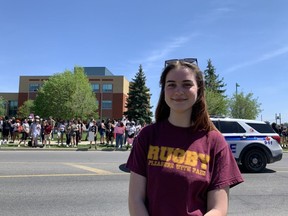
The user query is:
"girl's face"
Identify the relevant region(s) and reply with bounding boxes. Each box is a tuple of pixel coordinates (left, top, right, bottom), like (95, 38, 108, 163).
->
(164, 66, 198, 114)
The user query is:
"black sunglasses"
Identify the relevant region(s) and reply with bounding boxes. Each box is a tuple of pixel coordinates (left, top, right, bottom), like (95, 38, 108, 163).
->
(164, 58, 198, 67)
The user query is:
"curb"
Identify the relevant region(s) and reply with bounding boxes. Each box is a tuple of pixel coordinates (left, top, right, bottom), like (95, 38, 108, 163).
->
(0, 146, 131, 151)
(0, 142, 131, 152)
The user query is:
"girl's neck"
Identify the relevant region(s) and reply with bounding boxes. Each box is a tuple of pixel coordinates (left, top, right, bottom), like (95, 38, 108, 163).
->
(168, 111, 191, 128)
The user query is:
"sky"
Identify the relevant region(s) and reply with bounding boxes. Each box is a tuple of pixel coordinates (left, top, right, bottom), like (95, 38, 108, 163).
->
(1, 0, 288, 123)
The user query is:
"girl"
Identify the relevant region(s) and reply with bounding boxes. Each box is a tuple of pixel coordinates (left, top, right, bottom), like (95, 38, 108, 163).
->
(126, 60, 243, 216)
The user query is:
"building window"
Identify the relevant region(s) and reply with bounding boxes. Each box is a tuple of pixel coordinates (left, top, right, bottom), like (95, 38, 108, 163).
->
(102, 84, 113, 93)
(91, 83, 99, 92)
(29, 83, 41, 92)
(102, 100, 112, 109)
(8, 100, 18, 116)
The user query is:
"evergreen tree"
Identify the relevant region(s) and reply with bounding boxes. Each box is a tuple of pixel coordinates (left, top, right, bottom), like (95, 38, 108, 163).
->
(124, 65, 153, 124)
(204, 59, 226, 94)
(204, 59, 228, 116)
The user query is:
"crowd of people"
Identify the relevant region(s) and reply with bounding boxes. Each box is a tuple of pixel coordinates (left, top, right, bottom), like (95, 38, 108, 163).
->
(0, 115, 144, 149)
(271, 122, 288, 147)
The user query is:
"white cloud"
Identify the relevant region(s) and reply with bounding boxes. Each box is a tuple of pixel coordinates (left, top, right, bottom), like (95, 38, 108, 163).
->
(140, 35, 195, 65)
(224, 45, 288, 73)
(125, 34, 198, 79)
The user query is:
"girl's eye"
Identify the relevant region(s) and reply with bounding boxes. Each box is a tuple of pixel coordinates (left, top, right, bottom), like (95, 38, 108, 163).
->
(167, 83, 176, 88)
(183, 83, 193, 88)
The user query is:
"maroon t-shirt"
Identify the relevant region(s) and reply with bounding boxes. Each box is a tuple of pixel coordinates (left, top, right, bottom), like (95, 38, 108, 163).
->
(126, 120, 244, 216)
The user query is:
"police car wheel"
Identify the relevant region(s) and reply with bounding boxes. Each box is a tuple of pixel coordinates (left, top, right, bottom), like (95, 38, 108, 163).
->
(243, 149, 267, 173)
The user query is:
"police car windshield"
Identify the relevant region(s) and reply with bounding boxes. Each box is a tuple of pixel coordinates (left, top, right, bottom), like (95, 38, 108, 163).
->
(246, 123, 276, 133)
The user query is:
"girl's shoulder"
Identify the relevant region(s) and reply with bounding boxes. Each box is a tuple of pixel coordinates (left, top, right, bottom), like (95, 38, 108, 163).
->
(206, 129, 228, 151)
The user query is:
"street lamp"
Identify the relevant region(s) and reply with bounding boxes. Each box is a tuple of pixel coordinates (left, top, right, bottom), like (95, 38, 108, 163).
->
(236, 83, 240, 96)
(235, 83, 240, 118)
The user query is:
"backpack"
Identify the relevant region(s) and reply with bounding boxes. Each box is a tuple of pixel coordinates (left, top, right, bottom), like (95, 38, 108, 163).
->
(18, 125, 23, 133)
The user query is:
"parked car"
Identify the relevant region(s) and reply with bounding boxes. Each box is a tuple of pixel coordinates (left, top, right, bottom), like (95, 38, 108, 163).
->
(211, 117, 283, 173)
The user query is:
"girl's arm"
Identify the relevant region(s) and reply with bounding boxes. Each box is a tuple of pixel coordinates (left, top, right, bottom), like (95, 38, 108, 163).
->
(128, 171, 149, 216)
(205, 186, 229, 216)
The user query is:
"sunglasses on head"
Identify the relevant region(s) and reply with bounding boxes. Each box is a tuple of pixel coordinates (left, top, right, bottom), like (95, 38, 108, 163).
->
(164, 58, 198, 67)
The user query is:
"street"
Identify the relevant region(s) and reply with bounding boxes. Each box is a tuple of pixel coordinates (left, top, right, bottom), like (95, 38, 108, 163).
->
(0, 150, 287, 216)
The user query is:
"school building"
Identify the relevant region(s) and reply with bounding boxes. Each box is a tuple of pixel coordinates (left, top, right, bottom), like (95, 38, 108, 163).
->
(0, 67, 130, 120)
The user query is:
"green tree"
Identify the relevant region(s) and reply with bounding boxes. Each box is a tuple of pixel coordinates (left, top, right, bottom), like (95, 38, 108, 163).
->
(124, 65, 153, 124)
(204, 59, 226, 94)
(205, 89, 228, 116)
(229, 92, 262, 119)
(0, 96, 6, 117)
(33, 67, 98, 120)
(17, 99, 35, 119)
(204, 59, 228, 116)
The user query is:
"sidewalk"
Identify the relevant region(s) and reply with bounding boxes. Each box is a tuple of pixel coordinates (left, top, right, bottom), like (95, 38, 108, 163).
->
(0, 139, 131, 151)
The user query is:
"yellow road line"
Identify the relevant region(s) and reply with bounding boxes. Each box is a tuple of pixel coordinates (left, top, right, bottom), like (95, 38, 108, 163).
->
(0, 162, 118, 165)
(0, 162, 130, 178)
(64, 163, 113, 175)
(0, 173, 128, 178)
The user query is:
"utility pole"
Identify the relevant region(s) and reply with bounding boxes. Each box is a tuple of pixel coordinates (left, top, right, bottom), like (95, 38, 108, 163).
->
(235, 83, 240, 117)
(236, 83, 240, 96)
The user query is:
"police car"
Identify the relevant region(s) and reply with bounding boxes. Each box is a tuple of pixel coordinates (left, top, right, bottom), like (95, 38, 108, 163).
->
(211, 117, 283, 173)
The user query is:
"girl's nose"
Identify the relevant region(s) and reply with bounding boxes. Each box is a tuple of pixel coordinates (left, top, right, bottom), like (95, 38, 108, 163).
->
(174, 86, 184, 94)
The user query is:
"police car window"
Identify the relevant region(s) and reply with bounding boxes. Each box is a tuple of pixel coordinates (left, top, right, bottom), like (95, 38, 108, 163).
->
(218, 121, 246, 133)
(212, 121, 220, 130)
(246, 123, 275, 133)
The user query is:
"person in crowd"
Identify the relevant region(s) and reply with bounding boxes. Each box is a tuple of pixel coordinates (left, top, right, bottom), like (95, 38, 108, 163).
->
(278, 124, 283, 141)
(88, 120, 98, 149)
(9, 117, 16, 143)
(126, 60, 244, 215)
(40, 119, 45, 144)
(18, 118, 30, 147)
(114, 120, 125, 149)
(105, 119, 115, 146)
(85, 118, 94, 141)
(57, 120, 66, 146)
(126, 121, 136, 149)
(271, 122, 280, 135)
(49, 116, 56, 140)
(27, 116, 33, 126)
(281, 125, 287, 146)
(71, 119, 79, 147)
(43, 120, 53, 148)
(30, 116, 41, 148)
(78, 118, 86, 143)
(65, 120, 72, 147)
(99, 119, 106, 145)
(124, 120, 130, 145)
(1, 116, 11, 144)
(11, 119, 21, 143)
(135, 121, 143, 137)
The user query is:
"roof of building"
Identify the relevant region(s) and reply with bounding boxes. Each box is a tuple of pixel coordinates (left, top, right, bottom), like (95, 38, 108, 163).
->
(83, 67, 114, 76)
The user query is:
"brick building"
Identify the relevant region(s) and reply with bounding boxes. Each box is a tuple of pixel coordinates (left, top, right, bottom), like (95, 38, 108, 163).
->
(0, 67, 130, 120)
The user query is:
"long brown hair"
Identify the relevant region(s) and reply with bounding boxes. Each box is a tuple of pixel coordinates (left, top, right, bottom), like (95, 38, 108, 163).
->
(155, 61, 216, 132)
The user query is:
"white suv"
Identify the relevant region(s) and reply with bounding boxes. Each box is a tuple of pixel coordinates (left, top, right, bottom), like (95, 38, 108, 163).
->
(211, 117, 283, 173)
